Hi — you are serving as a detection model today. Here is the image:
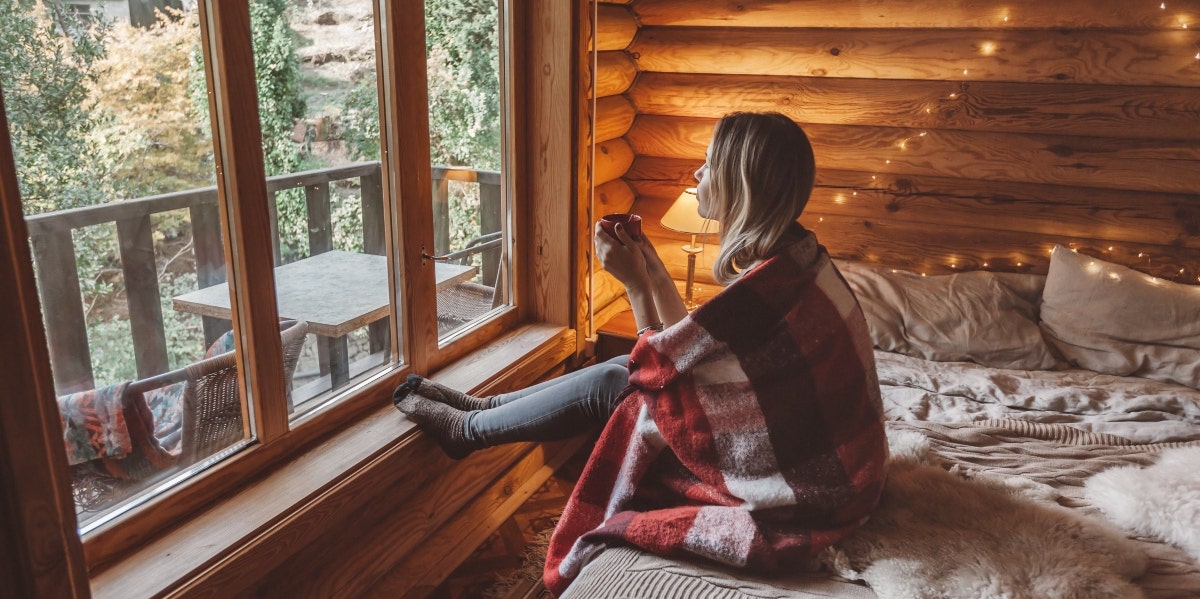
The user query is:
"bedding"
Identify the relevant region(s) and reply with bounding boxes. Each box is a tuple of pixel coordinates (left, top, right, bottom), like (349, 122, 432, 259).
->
(1040, 245, 1200, 389)
(559, 257, 1200, 598)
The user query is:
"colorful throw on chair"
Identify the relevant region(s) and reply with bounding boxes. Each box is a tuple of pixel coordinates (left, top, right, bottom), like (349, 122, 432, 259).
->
(59, 382, 133, 465)
(544, 227, 890, 596)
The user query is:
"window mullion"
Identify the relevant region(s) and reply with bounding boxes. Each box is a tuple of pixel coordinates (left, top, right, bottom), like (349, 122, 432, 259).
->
(379, 0, 438, 373)
(201, 0, 288, 442)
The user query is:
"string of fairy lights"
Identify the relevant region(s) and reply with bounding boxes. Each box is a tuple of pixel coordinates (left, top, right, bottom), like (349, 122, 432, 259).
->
(824, 2, 1200, 283)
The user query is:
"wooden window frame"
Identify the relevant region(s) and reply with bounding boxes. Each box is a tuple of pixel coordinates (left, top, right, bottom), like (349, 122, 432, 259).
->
(0, 0, 584, 593)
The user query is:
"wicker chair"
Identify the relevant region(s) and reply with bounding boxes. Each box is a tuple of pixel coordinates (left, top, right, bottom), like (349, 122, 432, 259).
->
(436, 232, 504, 334)
(71, 320, 308, 514)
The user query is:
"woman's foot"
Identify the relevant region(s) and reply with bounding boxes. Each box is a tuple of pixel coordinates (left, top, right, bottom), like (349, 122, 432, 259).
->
(394, 395, 476, 459)
(393, 374, 491, 411)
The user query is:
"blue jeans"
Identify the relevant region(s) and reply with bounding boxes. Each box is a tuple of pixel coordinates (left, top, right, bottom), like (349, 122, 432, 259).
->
(464, 355, 630, 448)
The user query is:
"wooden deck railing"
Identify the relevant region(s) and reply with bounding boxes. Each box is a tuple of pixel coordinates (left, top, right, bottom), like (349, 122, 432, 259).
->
(25, 162, 502, 395)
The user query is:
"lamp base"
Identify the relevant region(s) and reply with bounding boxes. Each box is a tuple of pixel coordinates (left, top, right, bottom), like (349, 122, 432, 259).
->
(683, 247, 701, 311)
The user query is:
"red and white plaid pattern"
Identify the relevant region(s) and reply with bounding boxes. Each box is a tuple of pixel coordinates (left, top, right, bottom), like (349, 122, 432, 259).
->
(545, 228, 889, 596)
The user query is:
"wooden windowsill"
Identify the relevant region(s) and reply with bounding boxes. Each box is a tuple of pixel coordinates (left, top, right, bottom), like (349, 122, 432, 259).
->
(90, 322, 574, 599)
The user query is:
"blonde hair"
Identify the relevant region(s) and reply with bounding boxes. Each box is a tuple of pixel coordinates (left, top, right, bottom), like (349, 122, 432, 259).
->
(707, 112, 816, 284)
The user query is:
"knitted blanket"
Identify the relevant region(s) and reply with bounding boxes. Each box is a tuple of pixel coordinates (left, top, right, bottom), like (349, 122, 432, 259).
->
(545, 229, 889, 596)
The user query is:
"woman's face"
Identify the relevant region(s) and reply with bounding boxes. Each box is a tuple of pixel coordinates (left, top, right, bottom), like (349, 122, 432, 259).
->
(694, 142, 714, 219)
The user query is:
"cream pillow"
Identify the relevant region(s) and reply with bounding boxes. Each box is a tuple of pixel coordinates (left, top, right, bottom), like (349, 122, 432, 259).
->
(1039, 245, 1200, 388)
(835, 261, 1057, 370)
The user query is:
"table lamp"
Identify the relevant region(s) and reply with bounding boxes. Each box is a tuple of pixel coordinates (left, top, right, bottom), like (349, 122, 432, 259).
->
(660, 187, 719, 310)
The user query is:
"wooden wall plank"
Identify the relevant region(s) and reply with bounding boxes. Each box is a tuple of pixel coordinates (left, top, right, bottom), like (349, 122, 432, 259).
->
(594, 137, 635, 185)
(595, 94, 637, 142)
(597, 4, 638, 51)
(626, 115, 1200, 195)
(629, 157, 1200, 249)
(633, 0, 1200, 29)
(630, 27, 1200, 87)
(629, 72, 1200, 141)
(596, 50, 637, 97)
(801, 213, 1200, 282)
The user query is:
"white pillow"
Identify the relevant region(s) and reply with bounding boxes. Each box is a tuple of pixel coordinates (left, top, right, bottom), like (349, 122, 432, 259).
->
(835, 261, 1057, 370)
(1039, 245, 1200, 388)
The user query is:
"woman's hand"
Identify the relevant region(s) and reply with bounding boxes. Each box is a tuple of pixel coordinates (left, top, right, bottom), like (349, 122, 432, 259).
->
(595, 222, 649, 290)
(634, 234, 670, 282)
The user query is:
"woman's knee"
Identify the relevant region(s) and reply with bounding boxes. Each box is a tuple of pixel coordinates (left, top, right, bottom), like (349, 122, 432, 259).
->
(595, 363, 629, 393)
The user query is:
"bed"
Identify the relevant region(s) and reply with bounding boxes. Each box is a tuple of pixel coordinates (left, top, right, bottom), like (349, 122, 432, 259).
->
(560, 246, 1200, 599)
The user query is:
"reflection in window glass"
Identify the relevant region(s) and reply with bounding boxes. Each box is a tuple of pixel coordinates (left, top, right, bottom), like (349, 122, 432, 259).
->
(427, 0, 509, 340)
(245, 0, 392, 416)
(0, 3, 244, 531)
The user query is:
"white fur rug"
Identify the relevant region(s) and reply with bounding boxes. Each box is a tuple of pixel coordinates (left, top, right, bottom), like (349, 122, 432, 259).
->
(822, 431, 1148, 599)
(1085, 446, 1200, 563)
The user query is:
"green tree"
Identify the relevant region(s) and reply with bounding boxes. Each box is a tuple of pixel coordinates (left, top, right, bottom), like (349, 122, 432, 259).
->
(0, 0, 111, 214)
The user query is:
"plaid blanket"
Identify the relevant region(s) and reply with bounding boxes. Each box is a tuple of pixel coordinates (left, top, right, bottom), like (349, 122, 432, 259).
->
(545, 228, 889, 596)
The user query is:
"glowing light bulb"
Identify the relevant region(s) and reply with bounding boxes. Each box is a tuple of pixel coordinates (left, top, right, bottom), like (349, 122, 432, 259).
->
(919, 131, 927, 136)
(1195, 52, 1200, 60)
(1161, 2, 1166, 8)
(926, 108, 932, 113)
(1108, 246, 1114, 251)
(963, 69, 970, 75)
(886, 159, 891, 164)
(852, 191, 858, 196)
(1138, 252, 1147, 258)
(1017, 262, 1023, 267)
(871, 175, 877, 180)
(980, 42, 996, 56)
(949, 93, 958, 98)
(983, 262, 990, 267)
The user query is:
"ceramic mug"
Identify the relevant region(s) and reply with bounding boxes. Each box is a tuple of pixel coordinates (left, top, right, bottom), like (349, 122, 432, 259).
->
(599, 213, 642, 241)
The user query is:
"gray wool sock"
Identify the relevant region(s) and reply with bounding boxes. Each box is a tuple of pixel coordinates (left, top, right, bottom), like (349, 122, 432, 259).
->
(410, 375, 492, 411)
(395, 395, 476, 460)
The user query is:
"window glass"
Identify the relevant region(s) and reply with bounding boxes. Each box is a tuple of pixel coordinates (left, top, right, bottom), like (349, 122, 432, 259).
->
(0, 2, 245, 531)
(241, 0, 393, 417)
(426, 0, 510, 340)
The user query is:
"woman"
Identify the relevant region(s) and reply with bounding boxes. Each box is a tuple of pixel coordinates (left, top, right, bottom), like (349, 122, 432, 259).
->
(396, 112, 888, 595)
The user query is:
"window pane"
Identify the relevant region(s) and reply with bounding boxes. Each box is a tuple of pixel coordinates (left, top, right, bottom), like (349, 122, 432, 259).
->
(245, 0, 394, 417)
(426, 0, 510, 340)
(0, 4, 245, 531)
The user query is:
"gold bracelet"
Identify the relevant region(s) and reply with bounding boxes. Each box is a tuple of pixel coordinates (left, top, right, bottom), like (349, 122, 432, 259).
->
(637, 323, 664, 336)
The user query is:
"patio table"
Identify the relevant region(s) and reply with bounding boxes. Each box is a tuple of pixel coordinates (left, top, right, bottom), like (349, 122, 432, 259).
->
(173, 250, 476, 390)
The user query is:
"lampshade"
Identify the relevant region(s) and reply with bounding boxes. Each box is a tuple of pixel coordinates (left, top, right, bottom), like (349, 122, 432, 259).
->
(660, 188, 719, 235)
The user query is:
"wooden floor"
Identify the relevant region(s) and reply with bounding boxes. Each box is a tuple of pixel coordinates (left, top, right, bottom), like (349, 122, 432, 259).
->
(426, 446, 588, 598)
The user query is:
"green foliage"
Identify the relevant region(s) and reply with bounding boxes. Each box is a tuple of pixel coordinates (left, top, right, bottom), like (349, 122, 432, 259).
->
(92, 10, 214, 199)
(0, 0, 112, 214)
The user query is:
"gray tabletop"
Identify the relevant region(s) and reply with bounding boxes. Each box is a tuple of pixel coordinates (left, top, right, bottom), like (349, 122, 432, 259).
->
(173, 250, 476, 338)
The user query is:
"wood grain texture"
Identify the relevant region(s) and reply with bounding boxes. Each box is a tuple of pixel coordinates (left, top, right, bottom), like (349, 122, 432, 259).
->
(578, 0, 597, 352)
(366, 437, 587, 597)
(596, 50, 637, 97)
(595, 94, 637, 142)
(633, 0, 1200, 29)
(526, 0, 575, 326)
(630, 157, 1200, 249)
(802, 213, 1200, 282)
(629, 72, 1200, 141)
(597, 4, 637, 51)
(626, 115, 1200, 195)
(630, 27, 1200, 87)
(595, 137, 636, 185)
(0, 87, 89, 599)
(595, 178, 636, 215)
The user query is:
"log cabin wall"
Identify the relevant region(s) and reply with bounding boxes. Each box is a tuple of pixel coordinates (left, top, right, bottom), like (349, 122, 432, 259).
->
(594, 0, 1200, 298)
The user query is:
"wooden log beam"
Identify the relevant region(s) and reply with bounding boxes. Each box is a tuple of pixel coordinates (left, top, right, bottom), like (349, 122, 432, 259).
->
(629, 72, 1200, 141)
(630, 27, 1200, 88)
(633, 0, 1200, 29)
(594, 137, 635, 185)
(626, 116, 1200, 195)
(595, 94, 636, 143)
(628, 156, 1200, 249)
(597, 4, 637, 51)
(596, 50, 637, 98)
(594, 178, 636, 216)
(801, 213, 1200, 283)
